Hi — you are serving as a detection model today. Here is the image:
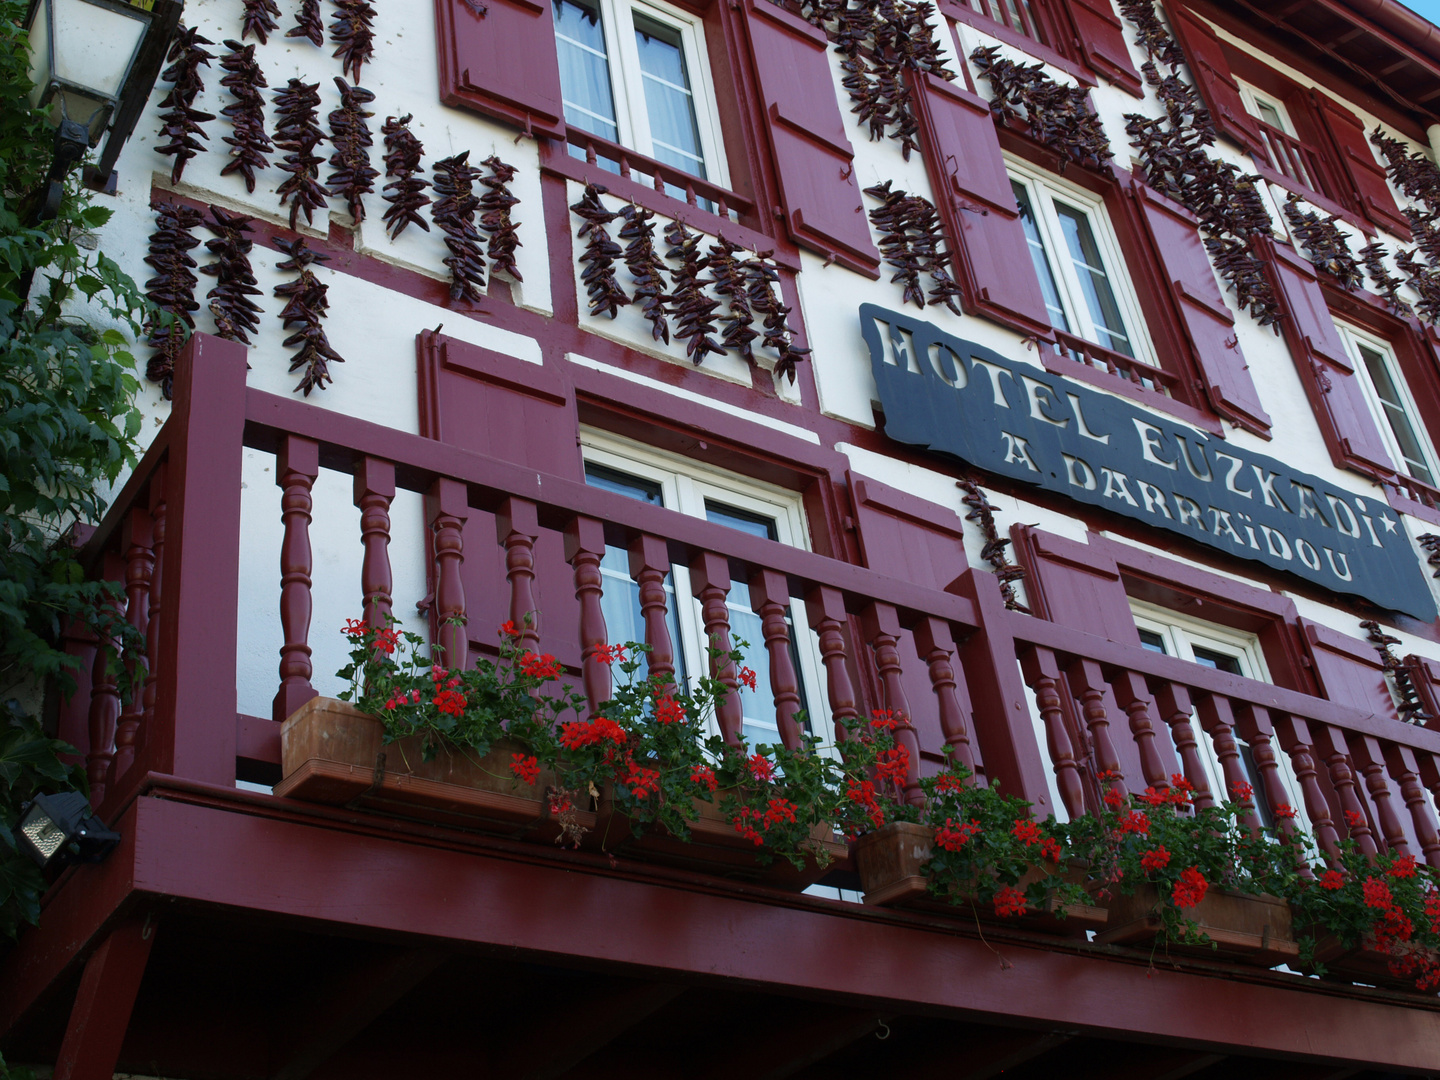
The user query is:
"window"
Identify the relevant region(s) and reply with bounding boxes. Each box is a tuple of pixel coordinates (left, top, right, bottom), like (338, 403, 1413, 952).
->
(552, 0, 728, 186)
(581, 434, 828, 750)
(1340, 326, 1440, 489)
(1235, 79, 1336, 204)
(1008, 163, 1155, 369)
(1131, 602, 1305, 830)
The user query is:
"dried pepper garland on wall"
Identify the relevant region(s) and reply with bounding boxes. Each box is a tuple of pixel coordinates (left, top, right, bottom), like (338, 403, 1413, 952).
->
(241, 0, 282, 43)
(1371, 129, 1440, 321)
(1359, 241, 1413, 318)
(864, 181, 962, 314)
(970, 46, 1113, 171)
(287, 0, 325, 47)
(273, 78, 331, 231)
(709, 237, 760, 361)
(665, 219, 723, 363)
(743, 253, 809, 383)
(217, 40, 272, 194)
(154, 25, 215, 186)
(570, 184, 630, 319)
(1371, 129, 1440, 216)
(380, 114, 430, 240)
(143, 202, 204, 399)
(1281, 194, 1363, 291)
(618, 203, 670, 343)
(793, 0, 954, 160)
(1117, 13, 1281, 326)
(1359, 620, 1432, 725)
(200, 206, 263, 345)
(432, 152, 488, 302)
(273, 236, 345, 395)
(330, 0, 377, 83)
(957, 478, 1027, 612)
(479, 156, 523, 282)
(327, 78, 378, 223)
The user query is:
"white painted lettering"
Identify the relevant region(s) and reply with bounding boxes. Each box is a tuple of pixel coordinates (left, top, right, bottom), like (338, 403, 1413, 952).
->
(969, 357, 1014, 408)
(1133, 419, 1178, 470)
(1063, 454, 1098, 490)
(1291, 483, 1331, 527)
(1209, 508, 1246, 546)
(1296, 538, 1322, 571)
(1324, 494, 1362, 539)
(1001, 431, 1040, 471)
(1358, 511, 1384, 548)
(1251, 466, 1291, 512)
(1176, 437, 1213, 481)
(1101, 468, 1139, 507)
(1260, 525, 1293, 560)
(1174, 494, 1205, 529)
(1137, 480, 1174, 518)
(1324, 547, 1354, 582)
(1215, 453, 1254, 499)
(1022, 376, 1069, 429)
(1065, 393, 1111, 445)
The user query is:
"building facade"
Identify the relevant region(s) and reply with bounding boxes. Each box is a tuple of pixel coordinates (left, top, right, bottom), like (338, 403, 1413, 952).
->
(9, 0, 1440, 1073)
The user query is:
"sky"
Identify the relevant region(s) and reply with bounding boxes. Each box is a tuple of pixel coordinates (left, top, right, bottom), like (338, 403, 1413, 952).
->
(1400, 0, 1440, 28)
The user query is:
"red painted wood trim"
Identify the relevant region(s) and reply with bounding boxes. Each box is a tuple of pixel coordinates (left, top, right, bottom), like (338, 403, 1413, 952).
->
(1037, 350, 1226, 435)
(53, 914, 157, 1080)
(847, 474, 965, 538)
(237, 713, 282, 766)
(938, 0, 1098, 89)
(110, 793, 1440, 1070)
(150, 335, 247, 787)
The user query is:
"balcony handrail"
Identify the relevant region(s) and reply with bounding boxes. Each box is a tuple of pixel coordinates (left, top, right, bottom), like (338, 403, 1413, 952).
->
(1049, 330, 1180, 397)
(1255, 119, 1335, 203)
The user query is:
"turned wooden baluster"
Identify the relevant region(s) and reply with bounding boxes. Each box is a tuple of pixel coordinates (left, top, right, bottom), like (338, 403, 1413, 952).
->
(915, 616, 976, 775)
(110, 508, 154, 783)
(1233, 703, 1297, 840)
(1350, 733, 1410, 856)
(1274, 715, 1341, 858)
(1152, 681, 1214, 809)
(497, 497, 541, 653)
(1195, 694, 1260, 830)
(353, 457, 395, 632)
(862, 602, 923, 806)
(629, 534, 675, 688)
(566, 516, 611, 715)
(691, 551, 743, 747)
(805, 585, 858, 742)
(1018, 644, 1086, 820)
(273, 436, 320, 724)
(1111, 670, 1171, 791)
(427, 477, 469, 672)
(139, 462, 167, 756)
(87, 550, 126, 806)
(1419, 753, 1440, 866)
(1066, 659, 1129, 799)
(750, 569, 803, 750)
(1316, 723, 1378, 856)
(1385, 744, 1440, 867)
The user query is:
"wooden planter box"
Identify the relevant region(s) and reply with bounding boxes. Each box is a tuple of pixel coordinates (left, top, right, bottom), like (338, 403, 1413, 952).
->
(591, 788, 849, 890)
(1096, 885, 1299, 966)
(275, 697, 595, 841)
(1309, 934, 1422, 991)
(854, 821, 1108, 936)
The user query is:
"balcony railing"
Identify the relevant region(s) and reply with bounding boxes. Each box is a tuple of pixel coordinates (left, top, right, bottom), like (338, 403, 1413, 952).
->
(1256, 120, 1336, 204)
(1048, 330, 1179, 397)
(66, 334, 1440, 883)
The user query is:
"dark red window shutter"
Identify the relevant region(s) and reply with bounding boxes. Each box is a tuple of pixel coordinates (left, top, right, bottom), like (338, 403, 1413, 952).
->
(1162, 2, 1265, 157)
(1012, 526, 1141, 646)
(435, 0, 565, 138)
(739, 0, 878, 274)
(1311, 91, 1411, 241)
(913, 73, 1054, 339)
(1128, 180, 1272, 435)
(1300, 619, 1403, 725)
(1267, 241, 1396, 479)
(1060, 0, 1143, 97)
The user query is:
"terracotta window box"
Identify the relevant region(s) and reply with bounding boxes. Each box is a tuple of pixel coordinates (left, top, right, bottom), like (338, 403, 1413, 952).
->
(275, 697, 594, 841)
(1096, 885, 1299, 967)
(854, 821, 1108, 936)
(1309, 934, 1419, 991)
(590, 787, 850, 890)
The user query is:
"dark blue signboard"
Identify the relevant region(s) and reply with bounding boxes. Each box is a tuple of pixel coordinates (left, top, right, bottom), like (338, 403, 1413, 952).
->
(861, 304, 1438, 621)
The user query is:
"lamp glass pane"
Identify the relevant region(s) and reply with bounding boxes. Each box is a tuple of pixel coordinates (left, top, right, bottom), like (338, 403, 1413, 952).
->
(20, 806, 67, 862)
(26, 0, 52, 108)
(52, 0, 148, 100)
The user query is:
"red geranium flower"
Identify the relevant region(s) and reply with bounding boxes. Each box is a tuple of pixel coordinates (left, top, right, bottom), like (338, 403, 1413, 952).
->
(747, 753, 775, 783)
(500, 620, 519, 639)
(509, 753, 539, 785)
(432, 689, 465, 715)
(559, 716, 627, 750)
(1103, 787, 1126, 810)
(519, 652, 563, 680)
(1140, 846, 1171, 872)
(993, 885, 1028, 918)
(1363, 876, 1395, 911)
(625, 764, 661, 799)
(373, 627, 401, 654)
(1118, 810, 1149, 835)
(1012, 819, 1043, 847)
(690, 764, 718, 793)
(1319, 869, 1345, 891)
(654, 696, 686, 725)
(762, 798, 797, 829)
(1388, 855, 1418, 880)
(1345, 809, 1366, 830)
(732, 807, 763, 846)
(343, 618, 368, 638)
(934, 773, 964, 793)
(934, 817, 981, 852)
(1040, 837, 1062, 862)
(1229, 780, 1254, 802)
(596, 643, 627, 666)
(875, 746, 910, 785)
(870, 709, 897, 732)
(1274, 803, 1297, 820)
(1172, 867, 1208, 909)
(738, 666, 758, 691)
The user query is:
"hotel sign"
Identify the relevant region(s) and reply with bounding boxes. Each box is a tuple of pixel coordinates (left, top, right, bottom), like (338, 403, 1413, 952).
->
(862, 305, 1438, 621)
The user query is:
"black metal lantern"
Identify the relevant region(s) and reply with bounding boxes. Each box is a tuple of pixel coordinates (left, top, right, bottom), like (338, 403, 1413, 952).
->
(24, 0, 183, 201)
(16, 791, 121, 869)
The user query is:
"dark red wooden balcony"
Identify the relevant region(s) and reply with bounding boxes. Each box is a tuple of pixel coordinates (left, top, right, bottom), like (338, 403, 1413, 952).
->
(7, 334, 1440, 1078)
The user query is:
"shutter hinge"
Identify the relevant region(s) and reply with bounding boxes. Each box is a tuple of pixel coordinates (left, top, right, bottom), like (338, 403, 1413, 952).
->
(773, 204, 785, 220)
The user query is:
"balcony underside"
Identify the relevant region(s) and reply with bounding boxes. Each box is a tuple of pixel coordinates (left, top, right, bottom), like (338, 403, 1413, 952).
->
(2, 782, 1438, 1079)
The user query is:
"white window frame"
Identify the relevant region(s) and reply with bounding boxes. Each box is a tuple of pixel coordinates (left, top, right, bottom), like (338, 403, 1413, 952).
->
(1005, 157, 1158, 368)
(579, 431, 832, 751)
(1338, 323, 1440, 489)
(1130, 600, 1307, 829)
(1236, 78, 1296, 135)
(557, 0, 731, 188)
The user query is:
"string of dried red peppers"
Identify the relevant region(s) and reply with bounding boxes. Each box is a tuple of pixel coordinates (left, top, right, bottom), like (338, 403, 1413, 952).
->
(380, 114, 431, 240)
(432, 152, 488, 302)
(273, 236, 345, 395)
(201, 205, 264, 346)
(273, 78, 331, 231)
(327, 78, 379, 224)
(154, 24, 215, 186)
(218, 39, 273, 193)
(143, 202, 204, 399)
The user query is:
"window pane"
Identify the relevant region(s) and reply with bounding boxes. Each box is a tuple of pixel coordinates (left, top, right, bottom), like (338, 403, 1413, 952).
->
(634, 14, 706, 179)
(582, 463, 686, 691)
(1012, 181, 1070, 333)
(1055, 202, 1134, 358)
(1255, 99, 1285, 130)
(1138, 629, 1168, 654)
(1191, 645, 1243, 676)
(1359, 345, 1435, 486)
(554, 0, 620, 141)
(704, 500, 778, 541)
